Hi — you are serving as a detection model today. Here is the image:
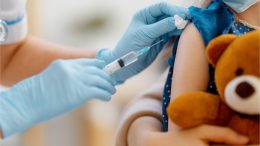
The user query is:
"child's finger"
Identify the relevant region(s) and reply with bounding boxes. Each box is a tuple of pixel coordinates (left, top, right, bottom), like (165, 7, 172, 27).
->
(195, 125, 249, 145)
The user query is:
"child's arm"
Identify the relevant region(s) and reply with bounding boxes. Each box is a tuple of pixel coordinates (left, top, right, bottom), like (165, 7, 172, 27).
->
(115, 69, 168, 146)
(170, 23, 209, 99)
(168, 22, 207, 128)
(128, 118, 249, 146)
(168, 23, 209, 130)
(0, 37, 95, 86)
(115, 68, 248, 146)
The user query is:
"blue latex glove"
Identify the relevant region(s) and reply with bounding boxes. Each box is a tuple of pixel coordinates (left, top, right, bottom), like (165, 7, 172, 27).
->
(0, 59, 116, 138)
(97, 2, 190, 84)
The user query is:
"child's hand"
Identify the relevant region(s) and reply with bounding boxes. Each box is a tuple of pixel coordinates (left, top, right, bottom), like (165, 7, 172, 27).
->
(149, 125, 249, 146)
(166, 122, 249, 146)
(128, 117, 249, 146)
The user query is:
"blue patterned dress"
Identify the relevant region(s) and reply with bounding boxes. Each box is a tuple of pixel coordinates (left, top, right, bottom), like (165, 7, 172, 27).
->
(161, 0, 256, 131)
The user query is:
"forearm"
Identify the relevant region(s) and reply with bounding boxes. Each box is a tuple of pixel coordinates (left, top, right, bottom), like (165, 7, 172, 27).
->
(128, 116, 161, 146)
(0, 130, 2, 138)
(115, 70, 168, 146)
(0, 36, 95, 86)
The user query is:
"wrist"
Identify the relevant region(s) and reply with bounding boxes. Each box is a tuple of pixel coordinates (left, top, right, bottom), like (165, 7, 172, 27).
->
(0, 90, 24, 138)
(0, 81, 35, 138)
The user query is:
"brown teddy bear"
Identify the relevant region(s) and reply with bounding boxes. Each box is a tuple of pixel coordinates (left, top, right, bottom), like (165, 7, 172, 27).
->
(167, 30, 260, 144)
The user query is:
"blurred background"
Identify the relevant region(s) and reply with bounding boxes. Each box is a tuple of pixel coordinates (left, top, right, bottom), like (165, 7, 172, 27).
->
(1, 0, 196, 146)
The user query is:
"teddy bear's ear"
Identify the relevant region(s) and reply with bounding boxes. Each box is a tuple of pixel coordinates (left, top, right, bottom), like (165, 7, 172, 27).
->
(206, 34, 238, 66)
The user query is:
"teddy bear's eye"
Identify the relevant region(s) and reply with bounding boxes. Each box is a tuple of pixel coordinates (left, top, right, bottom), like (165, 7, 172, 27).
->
(235, 68, 244, 76)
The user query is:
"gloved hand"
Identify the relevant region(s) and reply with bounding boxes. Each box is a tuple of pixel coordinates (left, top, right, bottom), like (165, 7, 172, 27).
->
(97, 2, 190, 84)
(0, 59, 116, 138)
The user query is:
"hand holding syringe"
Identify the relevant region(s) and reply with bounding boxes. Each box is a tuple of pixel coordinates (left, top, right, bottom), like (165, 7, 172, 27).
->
(103, 14, 189, 75)
(103, 40, 165, 74)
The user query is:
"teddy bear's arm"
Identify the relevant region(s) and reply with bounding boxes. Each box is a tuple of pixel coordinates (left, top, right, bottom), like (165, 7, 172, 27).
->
(167, 92, 233, 128)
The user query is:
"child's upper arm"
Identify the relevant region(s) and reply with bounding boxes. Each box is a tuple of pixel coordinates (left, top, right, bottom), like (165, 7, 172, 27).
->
(170, 23, 210, 99)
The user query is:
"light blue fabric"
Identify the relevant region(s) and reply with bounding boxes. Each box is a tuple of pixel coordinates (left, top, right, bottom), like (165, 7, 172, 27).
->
(189, 0, 235, 45)
(0, 59, 116, 138)
(96, 2, 190, 84)
(222, 0, 258, 13)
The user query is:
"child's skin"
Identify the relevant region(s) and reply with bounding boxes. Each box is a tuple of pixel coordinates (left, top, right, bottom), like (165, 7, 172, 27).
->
(128, 117, 249, 146)
(126, 1, 260, 146)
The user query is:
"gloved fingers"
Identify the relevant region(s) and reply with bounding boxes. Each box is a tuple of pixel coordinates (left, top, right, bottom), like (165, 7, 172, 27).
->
(145, 17, 178, 39)
(83, 66, 116, 85)
(83, 75, 116, 94)
(70, 59, 107, 69)
(96, 48, 113, 63)
(78, 66, 116, 92)
(88, 87, 114, 101)
(147, 2, 190, 21)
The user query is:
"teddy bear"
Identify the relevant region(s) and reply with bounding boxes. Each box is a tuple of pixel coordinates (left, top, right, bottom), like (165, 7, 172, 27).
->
(167, 30, 260, 144)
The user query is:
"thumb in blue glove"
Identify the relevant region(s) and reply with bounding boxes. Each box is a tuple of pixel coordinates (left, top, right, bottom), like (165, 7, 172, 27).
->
(0, 59, 116, 138)
(97, 2, 190, 84)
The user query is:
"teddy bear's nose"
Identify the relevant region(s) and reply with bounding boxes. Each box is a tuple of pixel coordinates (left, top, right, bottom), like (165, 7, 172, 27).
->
(235, 81, 255, 99)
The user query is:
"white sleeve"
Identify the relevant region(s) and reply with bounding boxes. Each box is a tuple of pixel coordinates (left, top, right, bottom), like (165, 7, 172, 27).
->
(0, 0, 27, 44)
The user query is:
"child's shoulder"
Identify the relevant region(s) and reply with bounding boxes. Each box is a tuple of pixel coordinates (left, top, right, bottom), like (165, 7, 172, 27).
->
(188, 0, 235, 45)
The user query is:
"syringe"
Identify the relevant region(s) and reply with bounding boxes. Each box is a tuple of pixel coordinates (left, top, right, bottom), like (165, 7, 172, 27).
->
(103, 40, 164, 74)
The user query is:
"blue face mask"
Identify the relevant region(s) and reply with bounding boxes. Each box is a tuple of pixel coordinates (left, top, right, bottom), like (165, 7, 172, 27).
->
(222, 0, 259, 13)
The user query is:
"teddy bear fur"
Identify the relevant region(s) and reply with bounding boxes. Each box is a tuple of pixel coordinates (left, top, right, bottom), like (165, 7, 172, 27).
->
(167, 30, 260, 144)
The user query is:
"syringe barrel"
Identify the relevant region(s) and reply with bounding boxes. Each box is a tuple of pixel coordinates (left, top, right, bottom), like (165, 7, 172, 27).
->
(103, 51, 138, 74)
(103, 60, 122, 74)
(121, 51, 138, 66)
